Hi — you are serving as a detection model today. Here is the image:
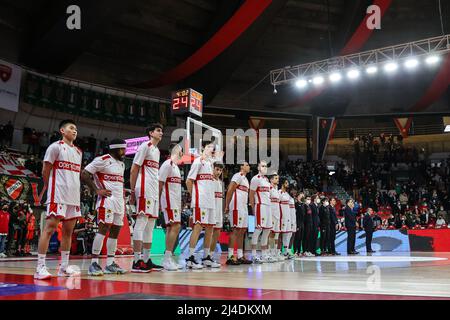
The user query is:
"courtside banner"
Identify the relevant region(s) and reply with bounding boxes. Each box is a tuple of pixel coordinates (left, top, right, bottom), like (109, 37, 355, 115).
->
(0, 59, 22, 112)
(0, 174, 43, 206)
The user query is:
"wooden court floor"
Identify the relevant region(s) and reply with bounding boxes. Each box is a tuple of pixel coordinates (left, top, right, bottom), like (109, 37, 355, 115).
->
(1, 252, 450, 300)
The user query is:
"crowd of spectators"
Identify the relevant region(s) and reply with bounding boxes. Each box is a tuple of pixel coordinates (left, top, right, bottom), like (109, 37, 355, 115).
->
(0, 200, 36, 258)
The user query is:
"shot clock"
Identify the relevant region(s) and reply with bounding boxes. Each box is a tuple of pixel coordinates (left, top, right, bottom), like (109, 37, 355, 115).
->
(171, 88, 203, 118)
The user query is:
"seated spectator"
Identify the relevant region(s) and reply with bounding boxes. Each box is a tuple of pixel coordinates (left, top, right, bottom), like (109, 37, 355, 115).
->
(436, 215, 447, 227)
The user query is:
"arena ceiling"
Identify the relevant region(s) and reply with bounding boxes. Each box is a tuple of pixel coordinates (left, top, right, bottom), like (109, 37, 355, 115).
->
(0, 0, 449, 119)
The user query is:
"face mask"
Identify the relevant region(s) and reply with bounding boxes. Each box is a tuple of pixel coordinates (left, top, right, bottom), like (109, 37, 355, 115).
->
(324, 202, 329, 206)
(315, 199, 321, 204)
(306, 200, 311, 205)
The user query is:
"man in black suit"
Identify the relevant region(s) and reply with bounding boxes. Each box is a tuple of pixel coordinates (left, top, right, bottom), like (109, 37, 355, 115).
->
(294, 193, 306, 256)
(344, 199, 359, 255)
(319, 198, 330, 255)
(311, 195, 321, 256)
(303, 196, 314, 257)
(328, 198, 340, 255)
(363, 208, 376, 253)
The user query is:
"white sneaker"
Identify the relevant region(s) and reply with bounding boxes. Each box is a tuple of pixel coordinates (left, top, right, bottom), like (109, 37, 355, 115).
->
(202, 255, 221, 268)
(267, 256, 277, 263)
(277, 253, 285, 261)
(57, 265, 81, 277)
(186, 255, 204, 269)
(34, 265, 52, 280)
(163, 257, 178, 271)
(0, 253, 7, 258)
(260, 255, 269, 263)
(305, 252, 314, 257)
(252, 256, 263, 264)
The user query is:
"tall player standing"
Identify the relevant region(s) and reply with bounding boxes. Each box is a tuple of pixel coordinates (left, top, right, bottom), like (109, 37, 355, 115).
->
(279, 178, 293, 259)
(81, 139, 128, 276)
(249, 161, 275, 264)
(268, 174, 283, 261)
(129, 124, 164, 273)
(159, 143, 183, 271)
(34, 120, 82, 280)
(224, 161, 252, 265)
(185, 140, 220, 269)
(209, 162, 224, 263)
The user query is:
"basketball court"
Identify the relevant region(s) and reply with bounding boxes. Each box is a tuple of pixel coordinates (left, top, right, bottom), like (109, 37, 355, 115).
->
(1, 252, 450, 300)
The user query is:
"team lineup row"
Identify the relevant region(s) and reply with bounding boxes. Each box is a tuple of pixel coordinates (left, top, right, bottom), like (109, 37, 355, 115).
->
(32, 120, 301, 280)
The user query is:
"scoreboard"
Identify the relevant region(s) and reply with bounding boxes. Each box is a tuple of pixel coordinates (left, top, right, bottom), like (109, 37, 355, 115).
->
(171, 88, 203, 118)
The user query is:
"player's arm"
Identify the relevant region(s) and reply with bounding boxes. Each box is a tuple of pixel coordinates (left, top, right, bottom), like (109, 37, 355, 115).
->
(186, 179, 194, 196)
(249, 190, 255, 209)
(81, 169, 111, 197)
(224, 182, 238, 213)
(186, 161, 200, 197)
(38, 161, 52, 203)
(129, 144, 146, 205)
(129, 163, 140, 204)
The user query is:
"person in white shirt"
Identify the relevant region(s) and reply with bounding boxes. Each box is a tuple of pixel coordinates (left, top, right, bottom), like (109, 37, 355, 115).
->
(35, 120, 83, 280)
(436, 215, 447, 227)
(268, 174, 283, 261)
(210, 162, 224, 261)
(249, 160, 274, 263)
(159, 143, 184, 271)
(185, 140, 220, 269)
(279, 178, 293, 259)
(224, 161, 252, 265)
(82, 139, 127, 276)
(129, 123, 164, 273)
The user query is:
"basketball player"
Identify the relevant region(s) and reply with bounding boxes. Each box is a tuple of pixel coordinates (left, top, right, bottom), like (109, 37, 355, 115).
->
(159, 143, 183, 271)
(288, 194, 296, 259)
(268, 174, 283, 261)
(224, 161, 252, 265)
(209, 162, 224, 263)
(129, 123, 164, 273)
(279, 178, 293, 259)
(35, 120, 83, 280)
(249, 160, 275, 263)
(82, 139, 127, 276)
(185, 140, 220, 269)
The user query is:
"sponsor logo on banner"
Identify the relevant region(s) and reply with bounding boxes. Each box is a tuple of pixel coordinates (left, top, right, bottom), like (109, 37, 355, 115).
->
(0, 175, 31, 202)
(5, 179, 23, 200)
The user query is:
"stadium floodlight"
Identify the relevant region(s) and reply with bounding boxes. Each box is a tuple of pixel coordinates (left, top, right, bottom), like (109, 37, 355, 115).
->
(404, 58, 419, 69)
(366, 66, 378, 74)
(347, 69, 360, 79)
(384, 62, 398, 73)
(313, 76, 325, 85)
(329, 72, 342, 83)
(295, 79, 308, 88)
(425, 55, 440, 65)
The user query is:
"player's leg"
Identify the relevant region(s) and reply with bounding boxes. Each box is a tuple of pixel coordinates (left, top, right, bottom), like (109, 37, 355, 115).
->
(59, 217, 80, 276)
(202, 209, 220, 268)
(142, 217, 162, 271)
(186, 221, 204, 269)
(260, 229, 271, 261)
(237, 211, 251, 264)
(104, 223, 126, 274)
(210, 228, 220, 255)
(35, 215, 61, 279)
(251, 227, 262, 263)
(260, 206, 272, 262)
(282, 232, 293, 259)
(202, 224, 220, 267)
(131, 214, 149, 273)
(89, 221, 110, 276)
